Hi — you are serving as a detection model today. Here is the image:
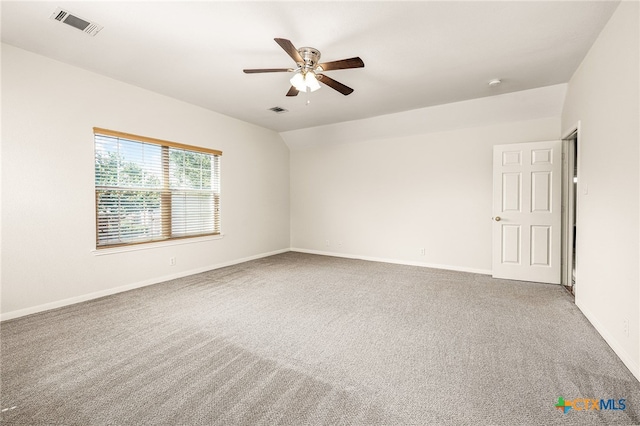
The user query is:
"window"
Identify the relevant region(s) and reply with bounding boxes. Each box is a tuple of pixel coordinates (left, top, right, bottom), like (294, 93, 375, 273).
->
(94, 128, 221, 248)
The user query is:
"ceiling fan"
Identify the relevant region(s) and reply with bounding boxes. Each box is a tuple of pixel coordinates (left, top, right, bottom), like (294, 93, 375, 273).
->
(243, 38, 364, 97)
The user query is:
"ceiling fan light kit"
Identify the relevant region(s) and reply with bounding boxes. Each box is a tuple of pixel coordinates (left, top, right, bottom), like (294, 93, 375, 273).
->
(290, 71, 320, 92)
(243, 38, 364, 97)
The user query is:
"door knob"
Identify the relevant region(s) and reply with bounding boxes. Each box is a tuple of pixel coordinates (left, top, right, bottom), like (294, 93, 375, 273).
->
(494, 216, 501, 222)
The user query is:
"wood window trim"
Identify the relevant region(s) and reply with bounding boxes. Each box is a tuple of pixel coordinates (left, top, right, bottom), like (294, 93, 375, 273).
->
(93, 127, 222, 156)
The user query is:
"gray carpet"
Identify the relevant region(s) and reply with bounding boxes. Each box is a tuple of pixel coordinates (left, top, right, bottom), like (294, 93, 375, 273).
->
(1, 252, 639, 425)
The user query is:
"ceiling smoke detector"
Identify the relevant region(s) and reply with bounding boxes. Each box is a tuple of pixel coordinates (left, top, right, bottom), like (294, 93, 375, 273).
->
(488, 79, 502, 87)
(49, 7, 103, 36)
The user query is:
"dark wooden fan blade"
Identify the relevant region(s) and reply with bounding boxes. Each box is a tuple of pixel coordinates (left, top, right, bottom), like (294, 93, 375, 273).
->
(243, 68, 292, 73)
(274, 38, 304, 64)
(317, 74, 354, 95)
(286, 86, 299, 97)
(318, 57, 365, 71)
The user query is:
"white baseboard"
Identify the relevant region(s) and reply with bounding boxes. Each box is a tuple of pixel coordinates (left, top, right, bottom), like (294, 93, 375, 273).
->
(576, 300, 640, 382)
(290, 247, 492, 275)
(0, 248, 290, 322)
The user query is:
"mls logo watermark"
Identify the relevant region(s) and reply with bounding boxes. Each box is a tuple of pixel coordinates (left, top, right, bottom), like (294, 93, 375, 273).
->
(555, 396, 626, 414)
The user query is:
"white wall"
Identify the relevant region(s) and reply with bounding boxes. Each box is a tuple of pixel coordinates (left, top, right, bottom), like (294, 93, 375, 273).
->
(562, 1, 639, 380)
(1, 44, 290, 319)
(287, 87, 564, 273)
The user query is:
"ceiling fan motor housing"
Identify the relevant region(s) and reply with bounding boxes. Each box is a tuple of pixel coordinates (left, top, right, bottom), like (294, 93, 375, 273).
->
(298, 47, 321, 72)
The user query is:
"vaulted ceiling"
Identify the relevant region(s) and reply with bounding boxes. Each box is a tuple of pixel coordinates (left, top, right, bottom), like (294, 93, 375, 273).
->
(1, 1, 620, 132)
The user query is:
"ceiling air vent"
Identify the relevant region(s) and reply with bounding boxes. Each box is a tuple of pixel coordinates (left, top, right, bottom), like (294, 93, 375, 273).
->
(49, 7, 103, 36)
(268, 107, 288, 114)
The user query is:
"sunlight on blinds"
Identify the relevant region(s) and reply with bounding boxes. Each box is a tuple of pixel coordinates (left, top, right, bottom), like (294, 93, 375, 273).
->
(94, 129, 221, 248)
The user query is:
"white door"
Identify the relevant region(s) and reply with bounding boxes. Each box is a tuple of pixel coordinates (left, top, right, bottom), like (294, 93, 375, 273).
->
(492, 141, 562, 284)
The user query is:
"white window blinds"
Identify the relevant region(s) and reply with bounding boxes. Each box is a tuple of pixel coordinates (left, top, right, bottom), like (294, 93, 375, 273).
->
(94, 128, 221, 248)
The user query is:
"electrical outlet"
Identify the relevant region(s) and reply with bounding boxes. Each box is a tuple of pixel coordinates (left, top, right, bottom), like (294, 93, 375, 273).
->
(623, 318, 629, 337)
(169, 257, 176, 266)
(325, 240, 330, 247)
(420, 248, 425, 256)
(338, 241, 343, 248)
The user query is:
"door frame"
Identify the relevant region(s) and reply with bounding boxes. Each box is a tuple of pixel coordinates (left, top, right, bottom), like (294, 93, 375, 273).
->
(561, 122, 581, 295)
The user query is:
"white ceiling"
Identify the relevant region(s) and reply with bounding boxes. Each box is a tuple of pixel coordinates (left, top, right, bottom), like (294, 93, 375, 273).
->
(1, 1, 619, 132)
